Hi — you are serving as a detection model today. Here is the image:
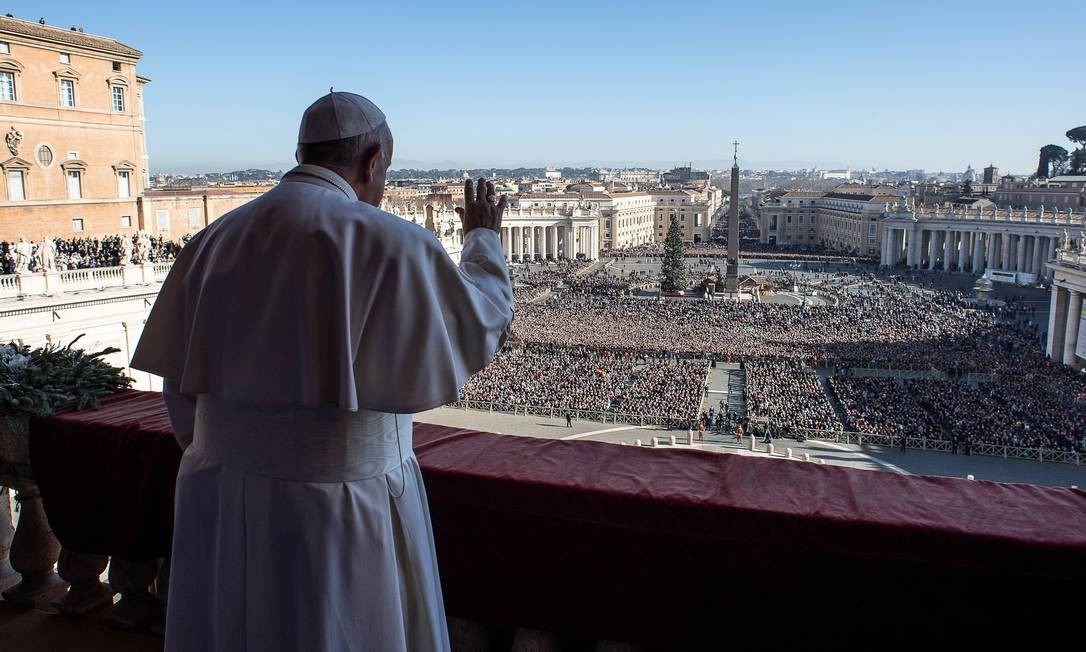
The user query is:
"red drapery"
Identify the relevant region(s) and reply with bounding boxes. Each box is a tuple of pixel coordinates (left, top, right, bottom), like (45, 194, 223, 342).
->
(28, 390, 1086, 647)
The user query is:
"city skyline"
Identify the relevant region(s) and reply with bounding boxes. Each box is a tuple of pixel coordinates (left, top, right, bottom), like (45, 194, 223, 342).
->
(12, 0, 1086, 174)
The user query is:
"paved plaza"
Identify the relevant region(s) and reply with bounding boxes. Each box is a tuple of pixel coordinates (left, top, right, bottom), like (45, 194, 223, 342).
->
(418, 406, 1086, 488)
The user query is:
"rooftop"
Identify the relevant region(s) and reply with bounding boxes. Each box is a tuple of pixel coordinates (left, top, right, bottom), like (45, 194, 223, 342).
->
(0, 15, 142, 58)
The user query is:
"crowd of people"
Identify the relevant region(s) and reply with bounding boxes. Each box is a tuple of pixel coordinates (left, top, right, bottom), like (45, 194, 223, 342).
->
(457, 344, 706, 424)
(1, 234, 188, 274)
(606, 241, 873, 264)
(511, 278, 1039, 373)
(747, 361, 840, 431)
(906, 376, 1086, 452)
(829, 376, 941, 441)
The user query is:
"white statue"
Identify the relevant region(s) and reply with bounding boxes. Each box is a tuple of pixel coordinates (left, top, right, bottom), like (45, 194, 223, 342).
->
(120, 234, 134, 266)
(1080, 236, 1086, 256)
(13, 237, 31, 273)
(1063, 229, 1073, 252)
(38, 236, 56, 271)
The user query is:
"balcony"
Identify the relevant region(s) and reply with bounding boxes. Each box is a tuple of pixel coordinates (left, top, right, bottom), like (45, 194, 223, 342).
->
(1, 390, 1085, 650)
(0, 263, 172, 300)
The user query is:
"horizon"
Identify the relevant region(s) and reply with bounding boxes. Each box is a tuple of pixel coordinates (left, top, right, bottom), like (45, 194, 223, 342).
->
(14, 0, 1086, 175)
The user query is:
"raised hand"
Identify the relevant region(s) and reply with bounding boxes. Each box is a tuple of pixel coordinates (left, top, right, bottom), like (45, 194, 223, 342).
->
(455, 177, 507, 234)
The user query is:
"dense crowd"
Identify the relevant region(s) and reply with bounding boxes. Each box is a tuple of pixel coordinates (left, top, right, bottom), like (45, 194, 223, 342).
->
(607, 241, 873, 263)
(747, 361, 840, 431)
(458, 344, 706, 424)
(612, 358, 707, 423)
(2, 234, 188, 274)
(907, 376, 1086, 452)
(511, 279, 1038, 373)
(829, 376, 940, 440)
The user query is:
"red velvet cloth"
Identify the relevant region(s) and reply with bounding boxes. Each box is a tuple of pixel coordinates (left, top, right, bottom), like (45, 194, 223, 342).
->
(30, 391, 1086, 647)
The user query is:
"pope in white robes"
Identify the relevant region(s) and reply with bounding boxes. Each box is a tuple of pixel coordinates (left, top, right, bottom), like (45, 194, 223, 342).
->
(131, 92, 514, 651)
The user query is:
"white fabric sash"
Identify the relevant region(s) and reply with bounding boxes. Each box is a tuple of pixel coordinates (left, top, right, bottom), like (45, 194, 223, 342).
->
(192, 394, 411, 484)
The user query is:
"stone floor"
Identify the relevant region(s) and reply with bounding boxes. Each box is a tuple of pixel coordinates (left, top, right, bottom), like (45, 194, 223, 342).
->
(0, 601, 161, 652)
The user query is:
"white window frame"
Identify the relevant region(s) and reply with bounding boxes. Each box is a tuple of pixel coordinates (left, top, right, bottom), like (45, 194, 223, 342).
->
(71, 218, 84, 231)
(59, 52, 70, 64)
(66, 170, 82, 199)
(0, 43, 8, 54)
(7, 169, 26, 201)
(0, 70, 15, 102)
(156, 209, 170, 231)
(188, 207, 200, 228)
(117, 170, 130, 198)
(111, 85, 126, 112)
(121, 215, 132, 228)
(59, 78, 75, 107)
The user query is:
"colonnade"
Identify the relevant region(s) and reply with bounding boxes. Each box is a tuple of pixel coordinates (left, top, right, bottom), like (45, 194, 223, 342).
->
(498, 223, 599, 262)
(1047, 281, 1084, 367)
(881, 224, 1067, 282)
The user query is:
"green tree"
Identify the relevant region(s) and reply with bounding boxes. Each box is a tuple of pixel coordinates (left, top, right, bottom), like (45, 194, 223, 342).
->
(962, 179, 973, 195)
(1036, 144, 1069, 178)
(1067, 126, 1086, 174)
(659, 215, 687, 293)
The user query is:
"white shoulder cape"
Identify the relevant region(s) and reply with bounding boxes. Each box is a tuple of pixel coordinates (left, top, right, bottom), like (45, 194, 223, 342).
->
(131, 165, 513, 413)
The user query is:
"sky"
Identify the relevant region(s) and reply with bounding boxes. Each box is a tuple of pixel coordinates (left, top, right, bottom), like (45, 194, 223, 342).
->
(16, 1, 1086, 174)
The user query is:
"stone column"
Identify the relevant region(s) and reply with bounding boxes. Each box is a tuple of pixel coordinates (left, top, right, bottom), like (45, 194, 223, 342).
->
(943, 230, 954, 271)
(1000, 233, 1012, 271)
(893, 229, 904, 265)
(972, 232, 985, 274)
(501, 227, 511, 261)
(906, 227, 919, 268)
(957, 231, 969, 271)
(1031, 236, 1044, 278)
(927, 230, 938, 270)
(986, 232, 997, 270)
(1048, 285, 1068, 361)
(1064, 290, 1082, 367)
(1016, 233, 1027, 272)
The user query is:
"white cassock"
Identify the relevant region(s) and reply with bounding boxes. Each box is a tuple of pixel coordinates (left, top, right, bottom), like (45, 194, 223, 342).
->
(131, 164, 513, 651)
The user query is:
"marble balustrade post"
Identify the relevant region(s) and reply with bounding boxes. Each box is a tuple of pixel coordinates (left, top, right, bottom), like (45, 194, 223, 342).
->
(1, 482, 68, 607)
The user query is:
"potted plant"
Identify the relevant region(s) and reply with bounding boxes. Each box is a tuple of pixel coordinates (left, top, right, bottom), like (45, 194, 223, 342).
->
(0, 335, 131, 486)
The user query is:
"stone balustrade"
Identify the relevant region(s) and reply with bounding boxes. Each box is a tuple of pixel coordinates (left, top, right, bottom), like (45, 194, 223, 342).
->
(0, 263, 172, 300)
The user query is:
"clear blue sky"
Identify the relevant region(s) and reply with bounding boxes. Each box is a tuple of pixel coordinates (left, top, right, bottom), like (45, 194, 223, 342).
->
(17, 1, 1086, 173)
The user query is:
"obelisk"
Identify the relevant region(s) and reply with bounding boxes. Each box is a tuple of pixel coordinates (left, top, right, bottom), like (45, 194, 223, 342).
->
(725, 141, 740, 293)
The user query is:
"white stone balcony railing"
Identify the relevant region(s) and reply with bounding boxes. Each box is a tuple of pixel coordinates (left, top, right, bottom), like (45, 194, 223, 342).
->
(1055, 249, 1086, 270)
(887, 205, 1086, 225)
(0, 263, 172, 300)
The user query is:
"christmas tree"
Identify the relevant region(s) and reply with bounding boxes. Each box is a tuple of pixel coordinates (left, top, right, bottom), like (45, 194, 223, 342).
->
(659, 215, 687, 293)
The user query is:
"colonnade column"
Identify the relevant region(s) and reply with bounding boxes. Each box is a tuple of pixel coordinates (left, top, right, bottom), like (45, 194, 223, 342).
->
(1065, 290, 1082, 367)
(957, 231, 969, 271)
(1016, 234, 1027, 272)
(1048, 285, 1068, 361)
(1000, 233, 1012, 271)
(1030, 236, 1044, 278)
(906, 227, 919, 268)
(986, 233, 997, 271)
(972, 232, 985, 274)
(927, 230, 938, 270)
(942, 230, 953, 271)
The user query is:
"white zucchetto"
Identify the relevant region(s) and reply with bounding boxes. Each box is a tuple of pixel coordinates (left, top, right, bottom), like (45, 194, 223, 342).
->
(297, 91, 387, 144)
